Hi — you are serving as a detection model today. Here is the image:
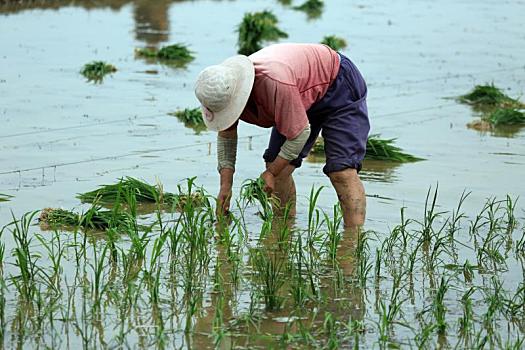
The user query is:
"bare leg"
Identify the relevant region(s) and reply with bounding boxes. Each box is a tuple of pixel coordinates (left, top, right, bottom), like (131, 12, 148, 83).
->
(268, 163, 296, 217)
(328, 168, 366, 228)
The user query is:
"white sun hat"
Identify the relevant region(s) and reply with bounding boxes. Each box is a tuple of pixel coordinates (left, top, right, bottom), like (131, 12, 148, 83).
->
(194, 55, 255, 131)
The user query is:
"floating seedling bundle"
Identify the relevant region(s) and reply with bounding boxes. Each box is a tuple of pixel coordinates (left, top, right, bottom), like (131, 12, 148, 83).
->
(237, 10, 288, 55)
(459, 84, 525, 131)
(168, 107, 206, 133)
(320, 35, 348, 51)
(135, 43, 194, 67)
(78, 176, 207, 210)
(293, 0, 324, 19)
(80, 61, 116, 83)
(458, 84, 524, 111)
(39, 206, 134, 232)
(311, 135, 423, 162)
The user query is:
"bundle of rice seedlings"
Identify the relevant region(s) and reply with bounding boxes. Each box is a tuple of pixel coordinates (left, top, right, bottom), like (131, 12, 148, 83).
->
(39, 206, 134, 231)
(321, 35, 347, 51)
(458, 84, 524, 110)
(80, 61, 117, 83)
(277, 0, 292, 5)
(136, 43, 194, 67)
(310, 135, 423, 162)
(237, 11, 288, 55)
(0, 193, 12, 202)
(293, 0, 324, 19)
(240, 178, 275, 219)
(168, 108, 206, 133)
(486, 108, 525, 126)
(366, 135, 423, 162)
(78, 177, 207, 210)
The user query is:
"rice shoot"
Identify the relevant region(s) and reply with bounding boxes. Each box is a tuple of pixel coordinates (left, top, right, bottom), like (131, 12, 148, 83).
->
(321, 35, 347, 51)
(486, 108, 525, 126)
(293, 0, 324, 19)
(168, 108, 206, 133)
(237, 11, 288, 55)
(136, 43, 194, 67)
(80, 61, 116, 83)
(39, 206, 134, 231)
(77, 177, 206, 210)
(458, 84, 524, 110)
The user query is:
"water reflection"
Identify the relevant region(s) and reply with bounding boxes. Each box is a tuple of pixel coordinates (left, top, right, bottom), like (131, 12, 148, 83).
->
(307, 155, 402, 183)
(191, 217, 365, 348)
(466, 119, 524, 138)
(0, 0, 175, 46)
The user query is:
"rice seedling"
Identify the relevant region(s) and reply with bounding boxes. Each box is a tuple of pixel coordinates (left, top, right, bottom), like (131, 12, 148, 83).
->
(237, 11, 288, 55)
(168, 107, 207, 133)
(0, 193, 12, 202)
(80, 61, 116, 83)
(250, 248, 286, 311)
(458, 84, 524, 110)
(366, 134, 424, 162)
(240, 178, 275, 220)
(432, 277, 449, 335)
(135, 43, 194, 67)
(311, 135, 423, 162)
(293, 0, 324, 19)
(38, 206, 134, 232)
(9, 212, 40, 302)
(321, 35, 348, 51)
(78, 176, 206, 210)
(486, 108, 525, 126)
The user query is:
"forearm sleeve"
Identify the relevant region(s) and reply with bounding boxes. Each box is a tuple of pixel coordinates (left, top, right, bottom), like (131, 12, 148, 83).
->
(217, 134, 237, 173)
(278, 124, 311, 161)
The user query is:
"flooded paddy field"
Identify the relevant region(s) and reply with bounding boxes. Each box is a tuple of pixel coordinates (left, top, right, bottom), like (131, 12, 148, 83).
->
(1, 0, 525, 348)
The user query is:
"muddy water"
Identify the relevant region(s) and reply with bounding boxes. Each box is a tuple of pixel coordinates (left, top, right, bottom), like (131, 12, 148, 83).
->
(1, 0, 525, 348)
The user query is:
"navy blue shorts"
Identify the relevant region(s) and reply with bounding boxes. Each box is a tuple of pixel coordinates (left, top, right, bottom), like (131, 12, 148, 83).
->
(263, 53, 370, 175)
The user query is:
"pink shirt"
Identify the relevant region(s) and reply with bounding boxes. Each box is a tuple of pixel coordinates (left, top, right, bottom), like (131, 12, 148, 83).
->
(232, 43, 340, 139)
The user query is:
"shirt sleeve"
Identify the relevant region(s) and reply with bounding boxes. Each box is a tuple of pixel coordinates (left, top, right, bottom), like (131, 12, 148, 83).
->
(258, 77, 309, 140)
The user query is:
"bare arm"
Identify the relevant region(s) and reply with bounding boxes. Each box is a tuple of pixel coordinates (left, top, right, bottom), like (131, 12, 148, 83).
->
(217, 127, 237, 214)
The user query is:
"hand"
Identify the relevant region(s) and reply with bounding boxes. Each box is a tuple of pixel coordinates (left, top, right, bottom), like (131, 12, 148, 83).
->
(216, 187, 232, 217)
(260, 170, 275, 195)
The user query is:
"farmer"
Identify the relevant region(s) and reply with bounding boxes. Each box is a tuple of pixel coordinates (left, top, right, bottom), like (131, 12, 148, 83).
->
(194, 43, 369, 228)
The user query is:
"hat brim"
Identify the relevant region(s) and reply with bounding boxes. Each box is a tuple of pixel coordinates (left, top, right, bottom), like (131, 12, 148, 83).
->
(202, 55, 255, 132)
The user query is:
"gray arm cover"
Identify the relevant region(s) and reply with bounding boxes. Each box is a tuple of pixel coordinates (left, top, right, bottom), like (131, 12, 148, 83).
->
(217, 134, 238, 173)
(278, 124, 311, 161)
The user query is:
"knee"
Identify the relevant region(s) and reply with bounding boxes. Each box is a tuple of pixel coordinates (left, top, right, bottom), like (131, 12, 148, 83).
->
(328, 168, 358, 185)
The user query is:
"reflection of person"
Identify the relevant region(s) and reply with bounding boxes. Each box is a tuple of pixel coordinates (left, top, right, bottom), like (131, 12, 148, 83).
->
(194, 43, 370, 228)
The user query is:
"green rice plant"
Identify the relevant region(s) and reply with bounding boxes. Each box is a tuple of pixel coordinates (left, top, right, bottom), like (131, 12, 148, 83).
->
(168, 107, 206, 133)
(293, 0, 324, 19)
(321, 35, 347, 51)
(240, 178, 275, 220)
(136, 43, 194, 67)
(433, 276, 449, 335)
(78, 176, 206, 210)
(311, 135, 423, 162)
(80, 61, 116, 83)
(250, 248, 286, 311)
(458, 84, 524, 110)
(237, 11, 288, 55)
(324, 204, 343, 263)
(458, 287, 476, 335)
(366, 134, 424, 162)
(38, 206, 134, 232)
(34, 231, 66, 293)
(486, 108, 525, 126)
(0, 193, 12, 202)
(9, 212, 41, 301)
